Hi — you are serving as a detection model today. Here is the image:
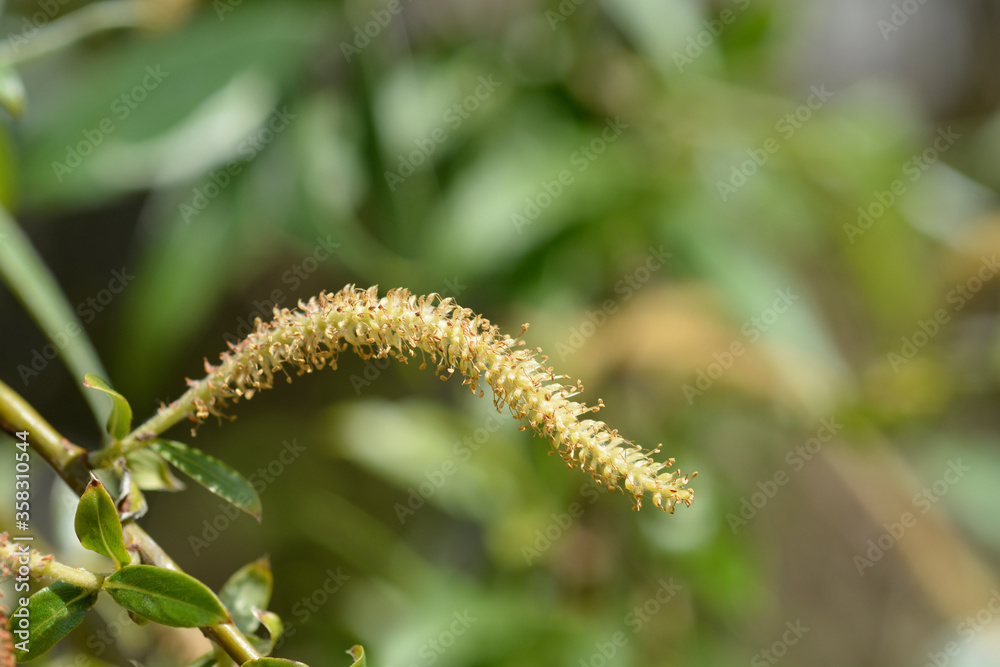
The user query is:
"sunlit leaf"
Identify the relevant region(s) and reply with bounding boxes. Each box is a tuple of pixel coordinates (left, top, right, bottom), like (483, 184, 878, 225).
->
(150, 439, 262, 519)
(219, 557, 273, 635)
(10, 582, 99, 662)
(104, 565, 230, 628)
(347, 645, 367, 667)
(83, 374, 133, 440)
(74, 477, 131, 569)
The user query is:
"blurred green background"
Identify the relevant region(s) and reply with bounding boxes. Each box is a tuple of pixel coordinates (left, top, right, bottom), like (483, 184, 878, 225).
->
(2, 0, 1000, 665)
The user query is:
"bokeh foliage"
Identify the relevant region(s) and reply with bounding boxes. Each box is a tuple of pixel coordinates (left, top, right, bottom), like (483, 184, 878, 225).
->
(2, 0, 1000, 665)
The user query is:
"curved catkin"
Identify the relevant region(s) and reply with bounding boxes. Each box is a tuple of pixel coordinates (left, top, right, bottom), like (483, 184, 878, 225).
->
(159, 286, 695, 512)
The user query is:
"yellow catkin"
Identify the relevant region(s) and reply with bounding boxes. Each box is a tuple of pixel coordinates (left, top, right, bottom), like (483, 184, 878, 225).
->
(161, 286, 695, 512)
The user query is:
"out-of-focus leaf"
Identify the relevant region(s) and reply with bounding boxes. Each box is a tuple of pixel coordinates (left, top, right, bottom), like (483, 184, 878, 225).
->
(347, 645, 367, 667)
(125, 448, 186, 491)
(151, 439, 262, 520)
(219, 557, 273, 635)
(0, 64, 26, 119)
(0, 121, 15, 209)
(83, 373, 133, 439)
(242, 659, 309, 666)
(0, 206, 110, 431)
(115, 192, 237, 396)
(253, 608, 284, 655)
(10, 582, 99, 662)
(74, 477, 131, 569)
(20, 4, 323, 208)
(104, 565, 230, 628)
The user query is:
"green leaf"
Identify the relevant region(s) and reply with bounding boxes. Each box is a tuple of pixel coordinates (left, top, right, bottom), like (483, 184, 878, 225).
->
(0, 206, 111, 433)
(117, 467, 149, 522)
(151, 439, 262, 520)
(125, 449, 186, 492)
(10, 581, 99, 661)
(347, 645, 367, 667)
(219, 557, 273, 635)
(242, 659, 309, 666)
(83, 374, 133, 440)
(104, 565, 230, 628)
(253, 609, 284, 655)
(74, 477, 131, 569)
(0, 65, 26, 119)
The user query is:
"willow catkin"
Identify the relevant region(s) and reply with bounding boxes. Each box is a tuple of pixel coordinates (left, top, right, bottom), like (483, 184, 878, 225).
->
(162, 286, 694, 512)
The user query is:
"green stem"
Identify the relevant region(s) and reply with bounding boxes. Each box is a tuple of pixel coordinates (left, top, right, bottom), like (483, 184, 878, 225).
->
(0, 537, 104, 589)
(42, 560, 105, 589)
(0, 378, 90, 496)
(0, 380, 261, 664)
(0, 1, 150, 67)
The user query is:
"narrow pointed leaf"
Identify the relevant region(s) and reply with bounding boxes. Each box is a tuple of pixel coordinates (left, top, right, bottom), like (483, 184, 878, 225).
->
(347, 645, 367, 667)
(219, 557, 273, 635)
(242, 659, 309, 666)
(150, 439, 262, 519)
(10, 581, 99, 662)
(74, 477, 131, 569)
(104, 565, 230, 628)
(126, 448, 186, 491)
(0, 207, 111, 432)
(83, 374, 133, 440)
